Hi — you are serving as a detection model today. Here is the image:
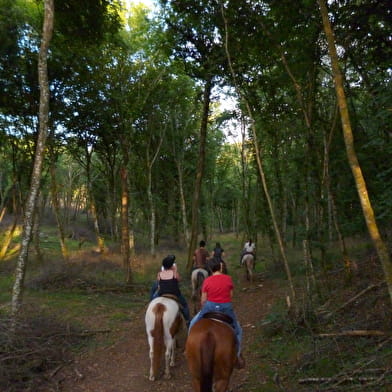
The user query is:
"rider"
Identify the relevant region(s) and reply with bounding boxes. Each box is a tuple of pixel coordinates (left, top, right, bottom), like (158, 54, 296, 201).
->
(188, 257, 245, 369)
(192, 240, 210, 271)
(240, 238, 256, 265)
(211, 242, 225, 262)
(150, 255, 191, 327)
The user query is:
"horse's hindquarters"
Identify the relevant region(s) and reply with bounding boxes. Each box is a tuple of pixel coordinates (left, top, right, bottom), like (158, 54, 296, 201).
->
(186, 319, 236, 392)
(145, 297, 181, 381)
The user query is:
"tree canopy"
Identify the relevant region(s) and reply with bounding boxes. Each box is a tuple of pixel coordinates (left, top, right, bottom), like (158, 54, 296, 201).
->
(0, 0, 390, 288)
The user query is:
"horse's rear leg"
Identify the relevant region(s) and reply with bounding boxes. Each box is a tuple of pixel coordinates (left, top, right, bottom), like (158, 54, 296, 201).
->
(147, 336, 155, 381)
(191, 379, 201, 391)
(214, 379, 230, 392)
(248, 266, 253, 283)
(164, 339, 174, 379)
(169, 338, 176, 367)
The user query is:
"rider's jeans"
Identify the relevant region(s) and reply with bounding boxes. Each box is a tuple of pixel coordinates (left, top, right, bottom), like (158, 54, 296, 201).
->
(189, 300, 243, 355)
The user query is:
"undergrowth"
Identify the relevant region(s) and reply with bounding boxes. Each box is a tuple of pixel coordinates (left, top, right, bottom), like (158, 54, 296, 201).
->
(256, 255, 392, 392)
(0, 310, 89, 392)
(0, 229, 391, 391)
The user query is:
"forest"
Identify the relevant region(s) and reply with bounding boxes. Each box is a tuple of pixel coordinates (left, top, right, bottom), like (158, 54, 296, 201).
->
(0, 0, 391, 391)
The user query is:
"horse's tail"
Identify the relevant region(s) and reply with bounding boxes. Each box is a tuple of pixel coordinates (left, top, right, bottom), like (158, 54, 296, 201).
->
(192, 271, 205, 301)
(196, 271, 205, 290)
(152, 302, 165, 379)
(200, 331, 215, 392)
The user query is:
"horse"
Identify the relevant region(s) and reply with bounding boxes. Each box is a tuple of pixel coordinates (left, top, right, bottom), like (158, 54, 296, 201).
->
(190, 268, 208, 313)
(185, 315, 237, 392)
(242, 253, 255, 282)
(144, 296, 183, 381)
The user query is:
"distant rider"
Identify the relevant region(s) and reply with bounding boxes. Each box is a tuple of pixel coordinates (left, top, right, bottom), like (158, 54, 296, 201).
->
(240, 238, 255, 265)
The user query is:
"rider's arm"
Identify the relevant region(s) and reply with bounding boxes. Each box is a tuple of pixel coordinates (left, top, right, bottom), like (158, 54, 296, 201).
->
(201, 291, 207, 307)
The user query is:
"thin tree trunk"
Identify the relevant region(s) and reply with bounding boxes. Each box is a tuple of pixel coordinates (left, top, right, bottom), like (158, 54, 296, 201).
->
(240, 116, 251, 238)
(146, 134, 163, 257)
(90, 195, 105, 253)
(221, 5, 296, 306)
(187, 78, 212, 271)
(85, 149, 105, 253)
(120, 167, 132, 283)
(32, 193, 43, 261)
(322, 104, 352, 279)
(0, 184, 13, 223)
(318, 0, 392, 305)
(147, 168, 156, 256)
(0, 218, 18, 260)
(50, 161, 69, 262)
(11, 0, 54, 319)
(176, 161, 190, 246)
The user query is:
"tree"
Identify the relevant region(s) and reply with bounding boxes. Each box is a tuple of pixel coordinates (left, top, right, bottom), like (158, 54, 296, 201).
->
(11, 0, 54, 319)
(318, 0, 392, 305)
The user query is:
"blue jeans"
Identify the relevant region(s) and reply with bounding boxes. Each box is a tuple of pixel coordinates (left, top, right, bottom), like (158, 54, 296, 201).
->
(150, 280, 159, 300)
(189, 301, 243, 355)
(149, 281, 190, 323)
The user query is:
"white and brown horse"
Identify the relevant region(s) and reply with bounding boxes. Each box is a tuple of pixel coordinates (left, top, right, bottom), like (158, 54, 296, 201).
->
(242, 253, 255, 283)
(190, 268, 208, 313)
(145, 296, 182, 380)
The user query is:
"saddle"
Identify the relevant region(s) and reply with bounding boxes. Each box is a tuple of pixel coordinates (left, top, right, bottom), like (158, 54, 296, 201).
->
(203, 312, 234, 328)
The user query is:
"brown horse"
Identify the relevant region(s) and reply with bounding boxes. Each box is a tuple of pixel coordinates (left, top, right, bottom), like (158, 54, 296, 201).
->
(185, 317, 237, 392)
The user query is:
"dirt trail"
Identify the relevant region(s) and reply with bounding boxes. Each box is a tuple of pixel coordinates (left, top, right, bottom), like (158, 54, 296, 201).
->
(57, 272, 279, 392)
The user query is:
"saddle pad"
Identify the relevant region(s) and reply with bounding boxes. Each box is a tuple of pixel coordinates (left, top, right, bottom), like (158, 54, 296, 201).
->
(203, 311, 233, 325)
(160, 294, 182, 308)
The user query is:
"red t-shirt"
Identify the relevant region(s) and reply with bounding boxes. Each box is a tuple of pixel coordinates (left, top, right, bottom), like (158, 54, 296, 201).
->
(202, 274, 233, 303)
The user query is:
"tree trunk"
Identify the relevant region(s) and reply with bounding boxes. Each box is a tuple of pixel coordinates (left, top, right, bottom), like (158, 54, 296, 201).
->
(187, 77, 212, 271)
(32, 193, 43, 261)
(11, 0, 54, 319)
(50, 161, 69, 262)
(0, 218, 18, 260)
(176, 161, 190, 246)
(318, 0, 392, 305)
(120, 167, 132, 283)
(221, 5, 296, 306)
(85, 148, 105, 253)
(147, 167, 156, 257)
(146, 134, 163, 257)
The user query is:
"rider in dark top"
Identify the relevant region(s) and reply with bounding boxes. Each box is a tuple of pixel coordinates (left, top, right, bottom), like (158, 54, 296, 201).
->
(150, 255, 191, 326)
(212, 242, 225, 262)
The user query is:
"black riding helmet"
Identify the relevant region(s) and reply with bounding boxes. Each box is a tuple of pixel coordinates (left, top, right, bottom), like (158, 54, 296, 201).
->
(162, 254, 176, 269)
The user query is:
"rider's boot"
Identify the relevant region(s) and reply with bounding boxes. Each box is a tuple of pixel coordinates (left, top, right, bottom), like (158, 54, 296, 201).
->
(235, 353, 245, 369)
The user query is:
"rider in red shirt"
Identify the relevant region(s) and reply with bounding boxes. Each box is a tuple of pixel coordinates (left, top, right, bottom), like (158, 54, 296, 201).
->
(188, 257, 244, 368)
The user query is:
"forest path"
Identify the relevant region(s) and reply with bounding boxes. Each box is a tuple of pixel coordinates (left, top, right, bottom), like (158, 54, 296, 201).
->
(57, 268, 281, 392)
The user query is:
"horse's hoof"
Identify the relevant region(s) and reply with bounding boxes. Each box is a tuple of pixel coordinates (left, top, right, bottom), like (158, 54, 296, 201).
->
(149, 375, 155, 381)
(164, 373, 172, 380)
